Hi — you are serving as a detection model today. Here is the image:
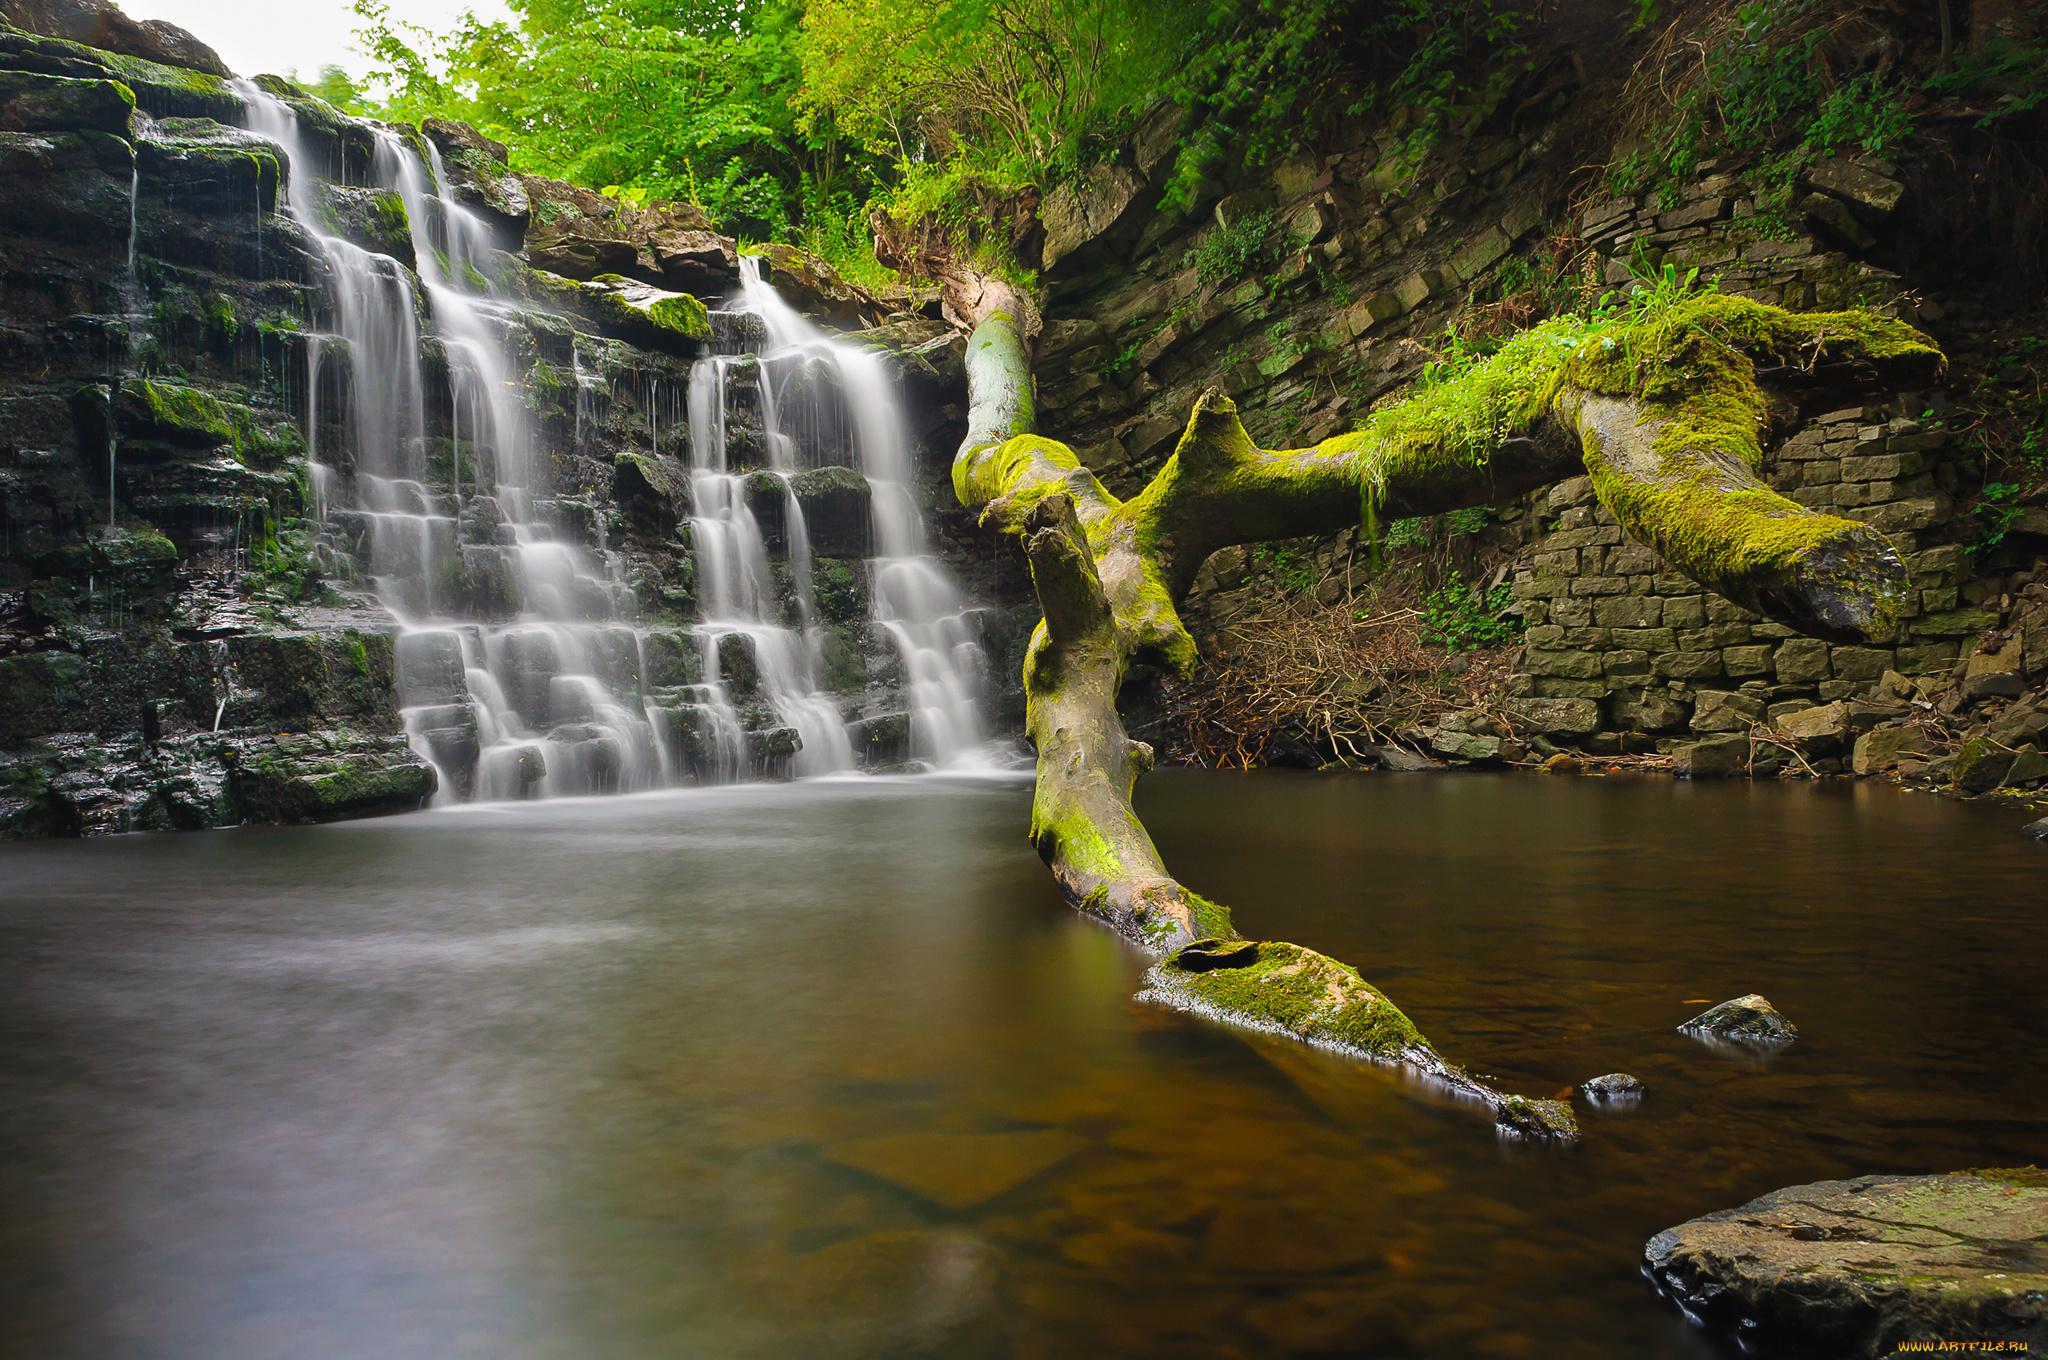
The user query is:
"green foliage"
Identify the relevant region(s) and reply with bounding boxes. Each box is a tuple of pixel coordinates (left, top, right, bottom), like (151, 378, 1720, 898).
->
(1251, 540, 1317, 594)
(342, 0, 1539, 279)
(1416, 324, 1489, 391)
(1160, 0, 1530, 207)
(295, 64, 372, 114)
(1383, 517, 1432, 551)
(1099, 332, 1144, 382)
(1968, 480, 2025, 556)
(796, 0, 1184, 189)
(1952, 334, 2048, 558)
(1613, 0, 2048, 209)
(1922, 37, 2048, 126)
(253, 523, 325, 604)
(349, 0, 877, 237)
(1610, 0, 1916, 203)
(1378, 505, 1488, 554)
(1421, 578, 1520, 651)
(1184, 209, 1277, 284)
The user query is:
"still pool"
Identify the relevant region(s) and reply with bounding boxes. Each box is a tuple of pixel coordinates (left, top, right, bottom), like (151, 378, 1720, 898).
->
(1, 772, 2042, 1358)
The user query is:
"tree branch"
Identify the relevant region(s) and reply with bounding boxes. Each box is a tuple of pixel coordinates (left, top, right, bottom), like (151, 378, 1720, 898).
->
(945, 281, 1943, 1143)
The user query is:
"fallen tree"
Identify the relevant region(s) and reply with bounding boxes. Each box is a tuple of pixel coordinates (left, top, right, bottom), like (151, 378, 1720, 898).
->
(878, 217, 1944, 1139)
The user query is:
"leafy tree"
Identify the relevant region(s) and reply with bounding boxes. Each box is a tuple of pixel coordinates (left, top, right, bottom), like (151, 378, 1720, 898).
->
(349, 0, 874, 237)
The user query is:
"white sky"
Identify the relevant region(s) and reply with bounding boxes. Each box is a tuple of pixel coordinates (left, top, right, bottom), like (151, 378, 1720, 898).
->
(121, 0, 514, 83)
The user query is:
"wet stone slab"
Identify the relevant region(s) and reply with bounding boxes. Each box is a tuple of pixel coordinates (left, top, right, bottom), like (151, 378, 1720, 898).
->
(821, 1130, 1091, 1210)
(1645, 1169, 2048, 1357)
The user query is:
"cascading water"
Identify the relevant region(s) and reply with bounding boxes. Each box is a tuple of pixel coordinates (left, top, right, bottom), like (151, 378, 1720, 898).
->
(680, 311, 879, 780)
(233, 82, 995, 802)
(724, 259, 991, 767)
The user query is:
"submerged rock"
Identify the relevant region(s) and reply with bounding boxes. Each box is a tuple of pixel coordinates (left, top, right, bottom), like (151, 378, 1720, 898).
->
(821, 1130, 1087, 1210)
(1680, 993, 1798, 1043)
(740, 1229, 1010, 1360)
(1581, 1072, 1647, 1102)
(2024, 817, 2048, 840)
(1645, 1171, 2048, 1356)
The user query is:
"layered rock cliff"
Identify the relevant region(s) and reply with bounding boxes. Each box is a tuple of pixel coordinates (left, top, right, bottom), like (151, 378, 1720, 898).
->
(0, 19, 1030, 836)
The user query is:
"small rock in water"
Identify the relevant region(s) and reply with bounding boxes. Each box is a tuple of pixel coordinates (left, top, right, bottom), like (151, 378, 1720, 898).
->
(1679, 993, 1797, 1043)
(1580, 1072, 1647, 1102)
(1541, 752, 1582, 775)
(1493, 1094, 1578, 1141)
(2023, 817, 2048, 840)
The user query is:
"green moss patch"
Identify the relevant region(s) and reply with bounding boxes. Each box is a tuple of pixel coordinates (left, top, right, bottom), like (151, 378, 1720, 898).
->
(1957, 1165, 2048, 1188)
(1147, 940, 1432, 1060)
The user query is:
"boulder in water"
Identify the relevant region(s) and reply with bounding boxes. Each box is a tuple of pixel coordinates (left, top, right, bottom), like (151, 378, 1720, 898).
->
(1680, 993, 1798, 1043)
(1494, 1095, 1579, 1140)
(1646, 1170, 2048, 1355)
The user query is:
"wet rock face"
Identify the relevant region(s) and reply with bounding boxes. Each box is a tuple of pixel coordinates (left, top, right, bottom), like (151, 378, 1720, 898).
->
(1646, 1172, 2048, 1357)
(0, 630, 437, 835)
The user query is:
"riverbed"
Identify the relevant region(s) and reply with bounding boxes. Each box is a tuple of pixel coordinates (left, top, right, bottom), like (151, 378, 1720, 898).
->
(1, 773, 2042, 1358)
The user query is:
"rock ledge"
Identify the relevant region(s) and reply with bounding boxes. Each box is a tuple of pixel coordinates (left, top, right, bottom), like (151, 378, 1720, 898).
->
(1646, 1170, 2048, 1357)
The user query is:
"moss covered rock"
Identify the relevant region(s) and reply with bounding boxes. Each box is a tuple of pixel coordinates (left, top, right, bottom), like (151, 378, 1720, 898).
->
(224, 730, 436, 823)
(0, 68, 133, 133)
(1951, 737, 2016, 795)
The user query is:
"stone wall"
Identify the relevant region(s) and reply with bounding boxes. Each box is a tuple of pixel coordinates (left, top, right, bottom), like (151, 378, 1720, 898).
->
(1503, 164, 2046, 759)
(1508, 404, 2003, 757)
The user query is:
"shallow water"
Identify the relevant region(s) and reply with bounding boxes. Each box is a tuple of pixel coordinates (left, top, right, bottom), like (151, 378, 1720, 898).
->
(0, 772, 2042, 1359)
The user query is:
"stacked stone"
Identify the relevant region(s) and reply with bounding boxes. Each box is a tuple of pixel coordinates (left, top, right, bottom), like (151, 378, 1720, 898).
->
(1573, 156, 1911, 316)
(1506, 400, 2002, 755)
(1035, 116, 1565, 494)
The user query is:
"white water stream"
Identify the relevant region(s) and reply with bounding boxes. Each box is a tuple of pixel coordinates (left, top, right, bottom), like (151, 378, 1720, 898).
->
(232, 84, 993, 801)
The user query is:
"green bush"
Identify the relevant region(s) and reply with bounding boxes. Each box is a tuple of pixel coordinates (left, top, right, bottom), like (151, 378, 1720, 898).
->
(1422, 579, 1521, 651)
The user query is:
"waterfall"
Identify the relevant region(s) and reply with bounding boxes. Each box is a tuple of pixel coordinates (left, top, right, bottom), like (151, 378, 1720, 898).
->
(683, 346, 857, 778)
(729, 258, 990, 767)
(232, 82, 992, 801)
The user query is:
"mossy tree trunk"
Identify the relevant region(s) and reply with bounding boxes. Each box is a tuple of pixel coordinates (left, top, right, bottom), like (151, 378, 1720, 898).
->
(886, 225, 1943, 1139)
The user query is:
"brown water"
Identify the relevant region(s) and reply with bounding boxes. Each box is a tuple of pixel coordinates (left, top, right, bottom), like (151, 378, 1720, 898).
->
(0, 772, 2041, 1359)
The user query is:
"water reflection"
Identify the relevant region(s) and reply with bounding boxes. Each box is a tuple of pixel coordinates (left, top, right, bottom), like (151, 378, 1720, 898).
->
(0, 774, 2041, 1358)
